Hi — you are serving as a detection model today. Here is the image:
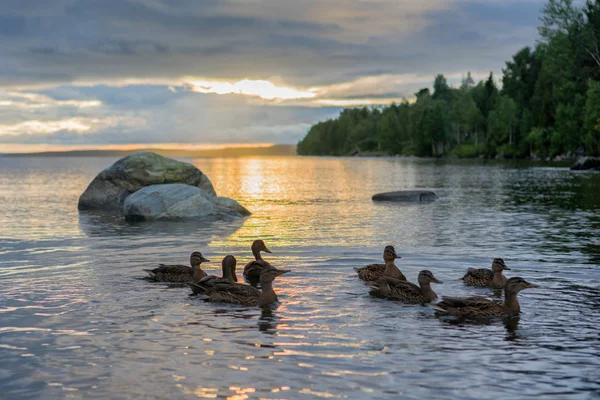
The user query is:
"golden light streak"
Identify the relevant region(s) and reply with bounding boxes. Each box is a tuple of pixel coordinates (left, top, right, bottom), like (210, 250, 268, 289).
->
(188, 79, 316, 100)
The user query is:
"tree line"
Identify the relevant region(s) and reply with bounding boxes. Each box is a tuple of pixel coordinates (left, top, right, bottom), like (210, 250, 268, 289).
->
(297, 0, 600, 158)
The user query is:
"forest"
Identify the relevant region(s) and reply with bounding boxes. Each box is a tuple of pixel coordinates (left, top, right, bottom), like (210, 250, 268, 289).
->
(297, 0, 600, 158)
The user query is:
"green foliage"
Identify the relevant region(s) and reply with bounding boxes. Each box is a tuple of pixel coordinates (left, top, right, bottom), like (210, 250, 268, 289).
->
(583, 79, 600, 155)
(297, 0, 600, 159)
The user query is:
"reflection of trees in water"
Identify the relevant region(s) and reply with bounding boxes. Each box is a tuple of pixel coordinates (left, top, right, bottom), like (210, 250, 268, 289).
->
(506, 169, 600, 212)
(581, 241, 600, 265)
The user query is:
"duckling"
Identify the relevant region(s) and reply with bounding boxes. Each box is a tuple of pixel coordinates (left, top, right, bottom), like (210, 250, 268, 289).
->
(354, 245, 406, 282)
(243, 239, 274, 287)
(203, 266, 290, 307)
(432, 277, 537, 318)
(189, 255, 237, 295)
(461, 258, 510, 289)
(369, 270, 442, 303)
(143, 251, 210, 282)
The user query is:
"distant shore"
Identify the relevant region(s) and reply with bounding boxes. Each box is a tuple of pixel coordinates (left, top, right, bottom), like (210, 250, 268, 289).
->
(1, 144, 297, 158)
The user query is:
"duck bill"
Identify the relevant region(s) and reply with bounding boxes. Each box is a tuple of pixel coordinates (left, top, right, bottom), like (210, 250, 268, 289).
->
(275, 269, 290, 277)
(263, 247, 272, 254)
(503, 266, 511, 270)
(431, 277, 443, 284)
(201, 257, 211, 263)
(394, 254, 401, 259)
(524, 283, 537, 289)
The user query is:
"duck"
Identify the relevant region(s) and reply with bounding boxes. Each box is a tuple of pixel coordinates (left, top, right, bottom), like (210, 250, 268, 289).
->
(354, 245, 406, 282)
(243, 239, 274, 287)
(189, 255, 237, 295)
(369, 270, 442, 303)
(432, 277, 537, 318)
(200, 265, 290, 307)
(461, 258, 510, 288)
(143, 251, 210, 282)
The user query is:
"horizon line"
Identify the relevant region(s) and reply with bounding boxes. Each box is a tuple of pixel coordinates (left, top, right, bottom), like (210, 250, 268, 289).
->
(0, 142, 296, 154)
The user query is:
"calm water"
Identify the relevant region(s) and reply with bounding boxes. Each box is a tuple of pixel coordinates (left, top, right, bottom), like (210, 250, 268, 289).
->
(0, 156, 599, 399)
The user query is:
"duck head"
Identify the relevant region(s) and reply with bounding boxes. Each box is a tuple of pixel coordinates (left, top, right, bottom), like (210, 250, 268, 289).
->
(190, 251, 210, 267)
(259, 266, 290, 286)
(251, 239, 272, 258)
(491, 258, 510, 273)
(383, 245, 401, 263)
(222, 255, 238, 282)
(418, 270, 442, 286)
(505, 277, 537, 295)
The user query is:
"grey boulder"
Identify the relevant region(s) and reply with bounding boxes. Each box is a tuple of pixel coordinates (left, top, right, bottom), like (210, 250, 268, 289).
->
(78, 152, 216, 211)
(123, 184, 251, 221)
(372, 190, 437, 202)
(570, 157, 600, 171)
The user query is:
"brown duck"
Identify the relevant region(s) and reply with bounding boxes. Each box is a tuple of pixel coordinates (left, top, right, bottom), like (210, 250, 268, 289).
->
(243, 239, 273, 287)
(432, 277, 537, 318)
(144, 251, 210, 282)
(189, 255, 237, 295)
(354, 245, 406, 282)
(201, 265, 290, 307)
(369, 270, 442, 303)
(461, 258, 510, 289)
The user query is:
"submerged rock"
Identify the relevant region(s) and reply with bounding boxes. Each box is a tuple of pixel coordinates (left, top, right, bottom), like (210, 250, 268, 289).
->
(570, 157, 600, 171)
(372, 190, 437, 202)
(78, 152, 216, 211)
(123, 184, 250, 221)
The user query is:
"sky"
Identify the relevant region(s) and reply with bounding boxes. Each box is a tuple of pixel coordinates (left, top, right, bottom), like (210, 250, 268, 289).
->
(0, 0, 547, 152)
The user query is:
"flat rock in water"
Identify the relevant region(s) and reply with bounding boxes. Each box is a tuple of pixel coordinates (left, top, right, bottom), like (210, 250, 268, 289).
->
(372, 190, 437, 202)
(123, 184, 251, 221)
(570, 157, 600, 171)
(78, 152, 216, 211)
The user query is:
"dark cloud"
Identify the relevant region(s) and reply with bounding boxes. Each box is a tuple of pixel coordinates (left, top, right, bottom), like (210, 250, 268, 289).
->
(0, 0, 545, 87)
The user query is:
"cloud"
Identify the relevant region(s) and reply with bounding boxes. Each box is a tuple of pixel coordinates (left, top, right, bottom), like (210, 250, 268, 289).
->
(0, 0, 546, 148)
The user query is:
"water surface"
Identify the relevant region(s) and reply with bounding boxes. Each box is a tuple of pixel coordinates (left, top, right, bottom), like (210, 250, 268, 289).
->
(0, 156, 599, 399)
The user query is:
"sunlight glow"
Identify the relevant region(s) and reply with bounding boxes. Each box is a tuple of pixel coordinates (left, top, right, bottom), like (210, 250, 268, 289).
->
(188, 79, 316, 100)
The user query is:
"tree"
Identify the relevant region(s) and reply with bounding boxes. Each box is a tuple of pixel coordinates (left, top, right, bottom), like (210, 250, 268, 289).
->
(460, 72, 475, 92)
(540, 0, 600, 69)
(487, 95, 518, 155)
(377, 108, 401, 154)
(583, 79, 600, 155)
(423, 100, 451, 156)
(432, 74, 451, 100)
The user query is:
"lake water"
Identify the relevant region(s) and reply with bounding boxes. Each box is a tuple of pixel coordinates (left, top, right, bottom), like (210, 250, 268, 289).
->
(0, 155, 599, 399)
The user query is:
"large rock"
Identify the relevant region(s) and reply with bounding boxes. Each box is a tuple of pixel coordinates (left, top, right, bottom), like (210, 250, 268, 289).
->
(78, 152, 216, 211)
(372, 190, 437, 202)
(123, 184, 251, 221)
(570, 157, 600, 171)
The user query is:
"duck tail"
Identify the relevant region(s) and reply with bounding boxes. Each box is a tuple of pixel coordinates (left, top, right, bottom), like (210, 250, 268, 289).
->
(188, 282, 207, 295)
(427, 303, 448, 313)
(143, 269, 155, 277)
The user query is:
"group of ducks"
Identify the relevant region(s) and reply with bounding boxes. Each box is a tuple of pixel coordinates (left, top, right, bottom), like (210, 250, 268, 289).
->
(143, 241, 537, 319)
(355, 245, 537, 318)
(143, 240, 289, 307)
